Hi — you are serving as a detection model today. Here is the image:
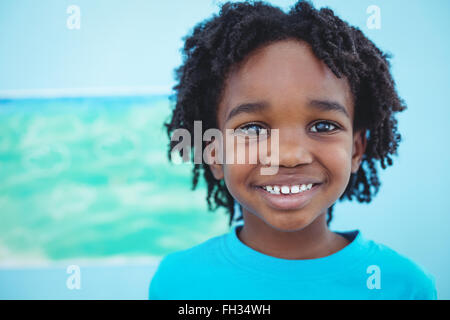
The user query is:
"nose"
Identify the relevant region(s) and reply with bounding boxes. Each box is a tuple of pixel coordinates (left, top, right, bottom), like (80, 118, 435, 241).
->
(274, 127, 314, 168)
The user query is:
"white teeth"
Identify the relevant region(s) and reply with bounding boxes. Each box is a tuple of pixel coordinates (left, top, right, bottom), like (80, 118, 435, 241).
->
(281, 186, 290, 194)
(263, 183, 315, 195)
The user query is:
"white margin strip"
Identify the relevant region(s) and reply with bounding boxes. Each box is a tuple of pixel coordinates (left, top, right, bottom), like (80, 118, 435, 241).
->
(0, 86, 173, 99)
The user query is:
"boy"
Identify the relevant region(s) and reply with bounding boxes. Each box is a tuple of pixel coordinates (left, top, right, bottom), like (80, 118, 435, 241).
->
(150, 0, 437, 299)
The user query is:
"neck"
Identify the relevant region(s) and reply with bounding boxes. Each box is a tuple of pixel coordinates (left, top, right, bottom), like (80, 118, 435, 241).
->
(237, 210, 349, 260)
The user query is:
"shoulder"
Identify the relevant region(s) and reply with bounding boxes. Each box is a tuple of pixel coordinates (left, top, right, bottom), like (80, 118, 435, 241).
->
(361, 236, 437, 299)
(148, 233, 227, 299)
(158, 232, 226, 268)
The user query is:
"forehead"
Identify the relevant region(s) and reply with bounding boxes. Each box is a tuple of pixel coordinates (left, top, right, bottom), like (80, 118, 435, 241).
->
(217, 39, 354, 127)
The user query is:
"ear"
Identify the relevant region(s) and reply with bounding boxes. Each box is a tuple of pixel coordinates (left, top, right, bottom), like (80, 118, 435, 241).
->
(205, 139, 224, 180)
(351, 129, 367, 174)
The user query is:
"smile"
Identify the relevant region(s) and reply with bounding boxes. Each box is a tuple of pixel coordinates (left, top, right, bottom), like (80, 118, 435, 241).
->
(255, 183, 322, 210)
(261, 184, 314, 195)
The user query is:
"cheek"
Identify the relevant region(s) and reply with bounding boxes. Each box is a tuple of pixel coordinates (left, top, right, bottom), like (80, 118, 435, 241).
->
(317, 139, 353, 182)
(223, 163, 253, 186)
(222, 133, 257, 184)
(222, 136, 259, 200)
(222, 163, 255, 205)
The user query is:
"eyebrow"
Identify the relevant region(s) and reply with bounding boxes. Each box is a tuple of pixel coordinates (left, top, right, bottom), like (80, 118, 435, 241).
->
(225, 99, 349, 123)
(225, 101, 269, 123)
(308, 99, 350, 119)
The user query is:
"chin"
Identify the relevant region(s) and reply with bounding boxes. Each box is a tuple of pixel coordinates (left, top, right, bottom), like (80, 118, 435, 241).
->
(263, 213, 315, 233)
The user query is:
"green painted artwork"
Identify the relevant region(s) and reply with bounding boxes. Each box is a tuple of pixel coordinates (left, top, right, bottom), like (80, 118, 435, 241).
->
(0, 96, 229, 265)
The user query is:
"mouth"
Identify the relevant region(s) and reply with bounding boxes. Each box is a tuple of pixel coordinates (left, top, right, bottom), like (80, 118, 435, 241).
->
(254, 183, 323, 211)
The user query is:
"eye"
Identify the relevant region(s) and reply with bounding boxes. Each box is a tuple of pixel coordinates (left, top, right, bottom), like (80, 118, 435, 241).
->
(235, 123, 268, 137)
(310, 121, 340, 133)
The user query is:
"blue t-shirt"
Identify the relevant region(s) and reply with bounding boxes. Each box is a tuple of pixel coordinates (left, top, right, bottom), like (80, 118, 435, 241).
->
(149, 224, 437, 299)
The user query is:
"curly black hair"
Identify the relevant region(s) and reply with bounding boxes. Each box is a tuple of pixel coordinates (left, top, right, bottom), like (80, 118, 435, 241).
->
(164, 0, 406, 227)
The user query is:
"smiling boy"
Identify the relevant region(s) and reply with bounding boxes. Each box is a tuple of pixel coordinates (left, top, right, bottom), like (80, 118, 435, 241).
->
(211, 38, 361, 260)
(150, 1, 437, 299)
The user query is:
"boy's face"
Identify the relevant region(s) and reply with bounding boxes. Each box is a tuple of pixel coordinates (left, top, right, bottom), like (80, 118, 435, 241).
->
(209, 39, 366, 232)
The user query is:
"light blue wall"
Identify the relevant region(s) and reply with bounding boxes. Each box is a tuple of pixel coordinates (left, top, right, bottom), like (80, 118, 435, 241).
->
(0, 264, 158, 300)
(1, 0, 449, 299)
